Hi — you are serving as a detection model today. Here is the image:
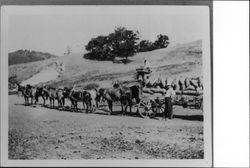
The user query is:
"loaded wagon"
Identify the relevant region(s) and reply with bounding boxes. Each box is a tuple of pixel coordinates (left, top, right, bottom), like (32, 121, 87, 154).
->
(96, 67, 203, 119)
(134, 90, 203, 119)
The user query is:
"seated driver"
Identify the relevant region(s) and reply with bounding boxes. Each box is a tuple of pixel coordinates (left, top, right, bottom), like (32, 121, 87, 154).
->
(143, 59, 151, 71)
(113, 81, 119, 88)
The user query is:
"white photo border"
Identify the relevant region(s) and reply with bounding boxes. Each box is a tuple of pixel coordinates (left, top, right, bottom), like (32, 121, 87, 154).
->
(1, 1, 213, 167)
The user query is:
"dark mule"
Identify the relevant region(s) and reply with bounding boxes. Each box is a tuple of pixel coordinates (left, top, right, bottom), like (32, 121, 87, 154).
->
(36, 86, 49, 105)
(16, 83, 25, 97)
(96, 82, 138, 115)
(124, 81, 142, 115)
(19, 84, 37, 105)
(16, 83, 29, 104)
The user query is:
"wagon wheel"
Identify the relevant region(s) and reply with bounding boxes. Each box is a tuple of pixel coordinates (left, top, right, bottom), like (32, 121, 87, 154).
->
(151, 103, 165, 117)
(137, 99, 155, 118)
(90, 105, 97, 113)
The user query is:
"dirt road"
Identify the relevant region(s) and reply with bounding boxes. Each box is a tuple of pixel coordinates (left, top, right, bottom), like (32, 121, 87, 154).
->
(9, 95, 203, 159)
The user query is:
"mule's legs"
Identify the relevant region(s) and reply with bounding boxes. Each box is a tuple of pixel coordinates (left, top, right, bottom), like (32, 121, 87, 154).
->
(85, 101, 89, 113)
(129, 100, 132, 113)
(70, 100, 76, 111)
(121, 99, 128, 116)
(62, 98, 65, 107)
(73, 101, 78, 111)
(34, 97, 37, 104)
(24, 96, 27, 105)
(70, 100, 73, 108)
(85, 102, 89, 114)
(52, 99, 55, 108)
(43, 97, 46, 105)
(121, 101, 125, 115)
(58, 99, 60, 108)
(58, 99, 61, 108)
(108, 101, 113, 115)
(49, 98, 52, 107)
(82, 101, 86, 112)
(75, 102, 78, 111)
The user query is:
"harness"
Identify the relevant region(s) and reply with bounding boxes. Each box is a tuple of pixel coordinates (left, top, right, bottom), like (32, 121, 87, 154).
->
(102, 87, 128, 104)
(22, 90, 29, 97)
(69, 90, 86, 102)
(22, 87, 31, 97)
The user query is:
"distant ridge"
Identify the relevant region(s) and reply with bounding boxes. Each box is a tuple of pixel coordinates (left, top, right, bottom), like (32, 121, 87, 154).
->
(8, 49, 58, 65)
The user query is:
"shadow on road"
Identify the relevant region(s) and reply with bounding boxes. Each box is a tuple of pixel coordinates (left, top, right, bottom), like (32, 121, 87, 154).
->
(173, 114, 203, 121)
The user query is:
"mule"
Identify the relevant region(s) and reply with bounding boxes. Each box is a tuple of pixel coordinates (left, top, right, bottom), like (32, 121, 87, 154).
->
(56, 87, 65, 108)
(47, 87, 57, 108)
(67, 88, 91, 113)
(16, 83, 24, 97)
(96, 82, 141, 115)
(16, 83, 29, 104)
(19, 84, 37, 105)
(36, 86, 49, 105)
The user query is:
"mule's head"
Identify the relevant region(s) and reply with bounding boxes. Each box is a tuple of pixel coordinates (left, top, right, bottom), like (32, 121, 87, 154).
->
(63, 87, 73, 98)
(95, 88, 105, 103)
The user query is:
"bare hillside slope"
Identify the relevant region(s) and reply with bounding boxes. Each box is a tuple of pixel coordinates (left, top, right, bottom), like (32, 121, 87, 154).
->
(9, 40, 202, 88)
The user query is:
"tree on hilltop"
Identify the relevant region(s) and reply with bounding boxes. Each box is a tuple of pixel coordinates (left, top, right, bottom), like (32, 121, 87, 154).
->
(84, 26, 139, 61)
(83, 27, 169, 62)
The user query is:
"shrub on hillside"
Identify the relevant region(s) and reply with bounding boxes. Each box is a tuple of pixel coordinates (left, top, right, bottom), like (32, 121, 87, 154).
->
(138, 40, 155, 52)
(153, 34, 170, 49)
(138, 34, 170, 52)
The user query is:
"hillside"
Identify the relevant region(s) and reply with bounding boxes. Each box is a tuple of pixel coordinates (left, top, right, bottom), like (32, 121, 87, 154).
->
(9, 40, 202, 88)
(8, 49, 58, 65)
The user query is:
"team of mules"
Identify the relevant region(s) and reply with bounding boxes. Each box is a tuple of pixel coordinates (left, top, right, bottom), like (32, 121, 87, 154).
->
(17, 84, 95, 113)
(15, 76, 203, 115)
(16, 81, 142, 115)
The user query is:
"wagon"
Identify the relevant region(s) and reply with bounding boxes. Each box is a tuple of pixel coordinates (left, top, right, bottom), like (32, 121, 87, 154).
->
(98, 78, 203, 119)
(173, 90, 203, 110)
(135, 89, 203, 119)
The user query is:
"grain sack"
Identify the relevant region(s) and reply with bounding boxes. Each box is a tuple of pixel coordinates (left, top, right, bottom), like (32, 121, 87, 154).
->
(142, 88, 154, 95)
(184, 77, 191, 88)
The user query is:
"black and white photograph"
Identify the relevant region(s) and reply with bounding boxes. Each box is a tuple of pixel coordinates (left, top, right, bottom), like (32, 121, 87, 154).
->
(1, 2, 213, 167)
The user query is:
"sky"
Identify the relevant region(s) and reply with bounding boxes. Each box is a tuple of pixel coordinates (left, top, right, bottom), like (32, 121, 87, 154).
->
(5, 6, 209, 56)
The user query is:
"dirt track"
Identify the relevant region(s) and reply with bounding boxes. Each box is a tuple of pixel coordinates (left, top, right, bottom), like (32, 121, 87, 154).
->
(9, 95, 204, 159)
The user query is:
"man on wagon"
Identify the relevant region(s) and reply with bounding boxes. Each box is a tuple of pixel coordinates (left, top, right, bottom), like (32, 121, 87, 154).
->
(136, 59, 152, 86)
(163, 82, 176, 120)
(143, 58, 151, 71)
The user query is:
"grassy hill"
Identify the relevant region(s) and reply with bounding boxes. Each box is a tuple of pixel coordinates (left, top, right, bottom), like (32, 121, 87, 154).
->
(8, 49, 58, 65)
(8, 40, 202, 88)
